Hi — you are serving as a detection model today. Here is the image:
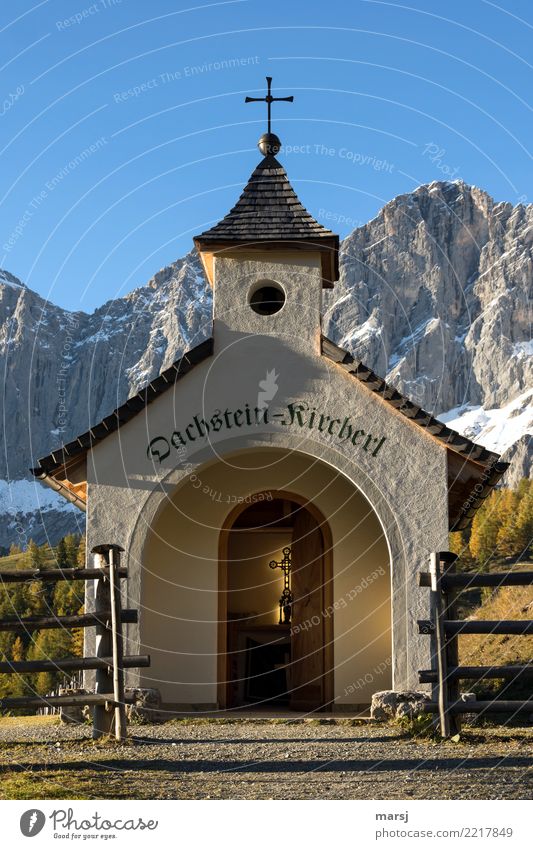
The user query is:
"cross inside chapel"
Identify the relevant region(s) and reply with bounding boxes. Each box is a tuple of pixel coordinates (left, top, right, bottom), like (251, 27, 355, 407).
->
(245, 76, 294, 135)
(270, 546, 293, 625)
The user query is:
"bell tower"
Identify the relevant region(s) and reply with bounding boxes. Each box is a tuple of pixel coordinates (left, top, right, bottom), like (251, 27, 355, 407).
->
(194, 78, 339, 355)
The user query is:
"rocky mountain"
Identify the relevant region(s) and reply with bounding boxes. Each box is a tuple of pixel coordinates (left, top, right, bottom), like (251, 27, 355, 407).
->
(0, 180, 531, 547)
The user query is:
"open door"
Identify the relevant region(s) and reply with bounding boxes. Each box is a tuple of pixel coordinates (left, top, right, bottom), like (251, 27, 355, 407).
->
(290, 507, 326, 710)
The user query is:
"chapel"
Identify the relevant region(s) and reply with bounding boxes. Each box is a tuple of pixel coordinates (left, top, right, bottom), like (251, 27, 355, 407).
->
(32, 80, 506, 713)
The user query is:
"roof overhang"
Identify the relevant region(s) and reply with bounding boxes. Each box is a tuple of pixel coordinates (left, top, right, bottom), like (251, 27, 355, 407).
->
(321, 336, 508, 531)
(447, 450, 508, 532)
(194, 236, 339, 288)
(31, 338, 215, 510)
(32, 456, 88, 512)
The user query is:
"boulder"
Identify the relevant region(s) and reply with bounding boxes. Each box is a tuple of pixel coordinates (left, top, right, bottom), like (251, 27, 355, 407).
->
(371, 690, 432, 720)
(59, 688, 91, 724)
(125, 687, 162, 724)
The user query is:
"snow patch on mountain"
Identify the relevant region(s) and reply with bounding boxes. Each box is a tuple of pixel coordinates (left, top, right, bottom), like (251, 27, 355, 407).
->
(440, 389, 533, 455)
(0, 479, 72, 517)
(0, 478, 81, 548)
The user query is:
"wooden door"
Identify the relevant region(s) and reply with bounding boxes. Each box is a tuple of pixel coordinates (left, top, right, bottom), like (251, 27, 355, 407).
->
(290, 508, 326, 710)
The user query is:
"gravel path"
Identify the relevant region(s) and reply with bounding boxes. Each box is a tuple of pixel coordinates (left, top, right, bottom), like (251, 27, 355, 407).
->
(0, 719, 532, 800)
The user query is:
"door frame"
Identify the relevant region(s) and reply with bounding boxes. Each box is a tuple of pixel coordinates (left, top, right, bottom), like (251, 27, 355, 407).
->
(217, 489, 334, 709)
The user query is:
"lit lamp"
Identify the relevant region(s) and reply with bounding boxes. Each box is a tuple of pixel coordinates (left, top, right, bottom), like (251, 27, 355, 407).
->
(269, 547, 293, 624)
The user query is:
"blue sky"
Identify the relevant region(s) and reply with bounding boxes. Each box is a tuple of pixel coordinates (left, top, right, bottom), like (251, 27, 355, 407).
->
(1, 0, 531, 311)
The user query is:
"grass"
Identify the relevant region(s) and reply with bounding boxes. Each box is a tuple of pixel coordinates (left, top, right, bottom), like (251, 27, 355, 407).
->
(0, 549, 57, 571)
(0, 714, 60, 728)
(0, 772, 91, 800)
(459, 584, 533, 668)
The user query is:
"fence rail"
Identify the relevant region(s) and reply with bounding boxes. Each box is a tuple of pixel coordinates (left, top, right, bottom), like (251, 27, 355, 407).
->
(418, 570, 533, 589)
(1, 693, 135, 709)
(0, 654, 150, 674)
(418, 619, 533, 636)
(0, 609, 138, 633)
(417, 551, 533, 737)
(422, 700, 533, 715)
(419, 664, 533, 683)
(0, 567, 128, 583)
(0, 544, 148, 741)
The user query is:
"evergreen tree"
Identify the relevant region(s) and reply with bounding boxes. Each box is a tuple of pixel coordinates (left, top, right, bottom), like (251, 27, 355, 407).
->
(27, 539, 44, 570)
(517, 478, 531, 499)
(53, 579, 84, 617)
(76, 535, 86, 568)
(64, 534, 81, 566)
(28, 629, 73, 695)
(0, 633, 24, 699)
(71, 626, 84, 658)
(56, 537, 69, 570)
(53, 578, 84, 658)
(24, 580, 47, 617)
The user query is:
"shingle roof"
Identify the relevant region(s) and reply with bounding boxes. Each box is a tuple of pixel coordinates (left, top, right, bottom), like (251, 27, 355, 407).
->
(321, 336, 503, 466)
(31, 339, 214, 477)
(194, 154, 337, 243)
(321, 336, 508, 530)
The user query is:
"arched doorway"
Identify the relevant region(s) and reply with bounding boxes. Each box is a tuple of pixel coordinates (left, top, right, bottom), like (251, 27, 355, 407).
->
(219, 492, 334, 711)
(137, 446, 392, 710)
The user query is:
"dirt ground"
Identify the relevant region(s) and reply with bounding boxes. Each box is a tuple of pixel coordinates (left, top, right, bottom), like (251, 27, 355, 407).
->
(0, 716, 531, 800)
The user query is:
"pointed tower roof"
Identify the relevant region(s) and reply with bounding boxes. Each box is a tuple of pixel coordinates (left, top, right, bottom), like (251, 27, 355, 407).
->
(194, 77, 339, 287)
(194, 153, 339, 287)
(196, 153, 336, 243)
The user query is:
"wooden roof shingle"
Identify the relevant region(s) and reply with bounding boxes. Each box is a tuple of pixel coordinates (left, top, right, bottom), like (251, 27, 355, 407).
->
(195, 155, 337, 244)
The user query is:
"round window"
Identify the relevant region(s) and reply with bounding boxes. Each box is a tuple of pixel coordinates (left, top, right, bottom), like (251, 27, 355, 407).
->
(249, 283, 285, 316)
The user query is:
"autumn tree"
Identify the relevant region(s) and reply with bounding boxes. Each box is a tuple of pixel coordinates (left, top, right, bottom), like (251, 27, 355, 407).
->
(76, 535, 86, 568)
(469, 491, 503, 568)
(27, 539, 44, 570)
(496, 489, 521, 557)
(28, 628, 73, 695)
(12, 636, 24, 662)
(512, 480, 533, 560)
(449, 529, 474, 568)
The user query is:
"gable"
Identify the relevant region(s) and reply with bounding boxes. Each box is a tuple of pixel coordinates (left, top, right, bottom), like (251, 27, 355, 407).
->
(31, 333, 506, 531)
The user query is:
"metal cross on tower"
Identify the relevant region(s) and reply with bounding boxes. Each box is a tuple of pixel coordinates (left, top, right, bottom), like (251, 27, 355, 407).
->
(270, 546, 293, 625)
(245, 76, 294, 135)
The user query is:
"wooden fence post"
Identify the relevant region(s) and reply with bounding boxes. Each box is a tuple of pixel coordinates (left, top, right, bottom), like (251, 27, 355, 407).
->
(0, 553, 146, 720)
(418, 557, 533, 728)
(92, 545, 116, 739)
(109, 546, 127, 741)
(430, 552, 451, 737)
(441, 553, 460, 735)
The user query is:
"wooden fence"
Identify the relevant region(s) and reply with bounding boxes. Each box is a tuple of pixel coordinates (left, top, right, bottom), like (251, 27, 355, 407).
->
(0, 543, 149, 741)
(417, 551, 533, 737)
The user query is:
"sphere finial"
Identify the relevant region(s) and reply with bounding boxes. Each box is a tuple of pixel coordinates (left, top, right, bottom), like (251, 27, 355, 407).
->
(258, 132, 281, 156)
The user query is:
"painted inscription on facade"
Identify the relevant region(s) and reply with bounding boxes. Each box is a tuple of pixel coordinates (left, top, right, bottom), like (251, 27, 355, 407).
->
(147, 401, 387, 464)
